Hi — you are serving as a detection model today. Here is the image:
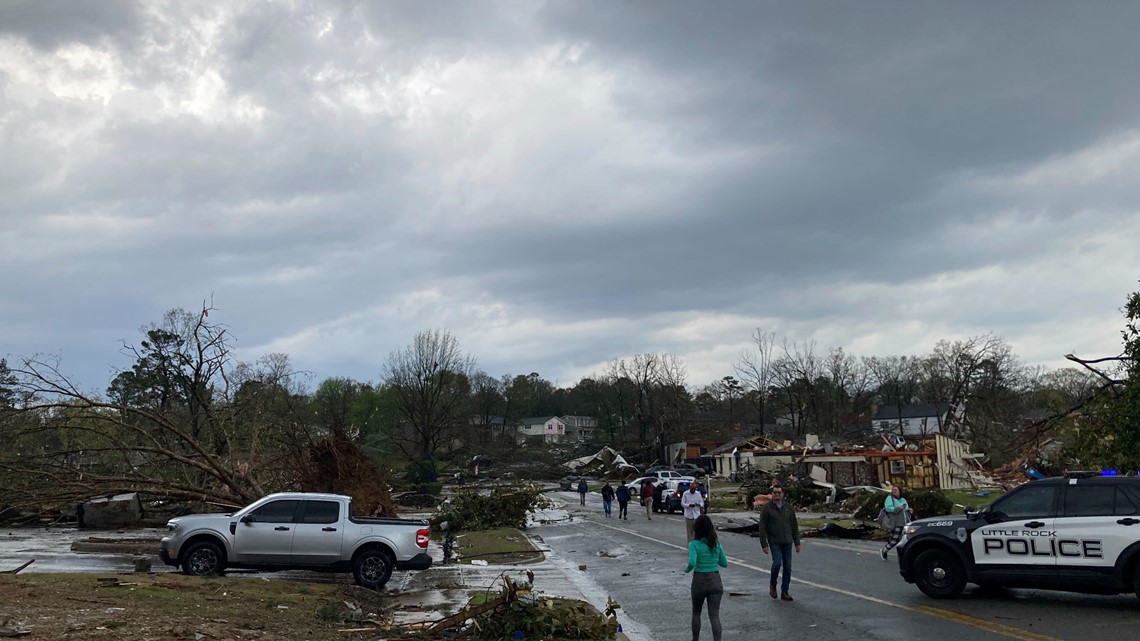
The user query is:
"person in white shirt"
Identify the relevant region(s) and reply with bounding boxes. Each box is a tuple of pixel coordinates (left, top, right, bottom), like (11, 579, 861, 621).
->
(682, 482, 706, 541)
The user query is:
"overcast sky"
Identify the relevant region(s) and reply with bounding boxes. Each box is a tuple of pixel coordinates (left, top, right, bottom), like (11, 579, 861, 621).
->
(3, 1, 1140, 394)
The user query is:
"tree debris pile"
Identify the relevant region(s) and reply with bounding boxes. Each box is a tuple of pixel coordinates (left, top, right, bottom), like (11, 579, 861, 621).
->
(431, 483, 552, 532)
(402, 573, 619, 641)
(300, 430, 396, 517)
(472, 595, 618, 640)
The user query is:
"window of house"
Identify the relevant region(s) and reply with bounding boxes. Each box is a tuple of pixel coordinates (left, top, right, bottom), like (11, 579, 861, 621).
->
(889, 460, 906, 475)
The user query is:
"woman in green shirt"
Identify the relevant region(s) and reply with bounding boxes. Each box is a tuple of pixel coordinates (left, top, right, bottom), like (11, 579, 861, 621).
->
(684, 514, 728, 641)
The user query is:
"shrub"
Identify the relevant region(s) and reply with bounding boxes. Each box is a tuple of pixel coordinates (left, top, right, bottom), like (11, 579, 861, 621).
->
(852, 491, 884, 521)
(906, 490, 954, 519)
(430, 482, 552, 532)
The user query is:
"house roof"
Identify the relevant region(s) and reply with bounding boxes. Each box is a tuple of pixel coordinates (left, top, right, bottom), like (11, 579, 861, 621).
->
(706, 436, 758, 456)
(872, 403, 951, 421)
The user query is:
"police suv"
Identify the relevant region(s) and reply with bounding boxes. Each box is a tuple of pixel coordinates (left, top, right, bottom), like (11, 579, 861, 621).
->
(897, 475, 1140, 600)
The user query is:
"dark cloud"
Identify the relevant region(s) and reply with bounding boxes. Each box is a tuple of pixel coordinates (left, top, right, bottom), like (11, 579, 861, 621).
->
(0, 0, 140, 50)
(3, 1, 1140, 390)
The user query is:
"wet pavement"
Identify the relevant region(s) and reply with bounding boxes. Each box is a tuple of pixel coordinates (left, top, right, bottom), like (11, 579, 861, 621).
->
(541, 490, 1140, 641)
(0, 526, 168, 573)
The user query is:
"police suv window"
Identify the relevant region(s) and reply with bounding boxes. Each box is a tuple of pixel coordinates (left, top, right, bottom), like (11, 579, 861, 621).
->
(249, 499, 300, 523)
(992, 485, 1057, 519)
(1116, 488, 1139, 516)
(1063, 486, 1115, 517)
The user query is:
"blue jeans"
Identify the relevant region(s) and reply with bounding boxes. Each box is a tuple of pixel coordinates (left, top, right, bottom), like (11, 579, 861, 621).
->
(770, 544, 793, 593)
(603, 498, 612, 516)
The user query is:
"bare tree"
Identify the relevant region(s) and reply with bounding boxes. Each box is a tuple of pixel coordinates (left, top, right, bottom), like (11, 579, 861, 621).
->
(770, 339, 820, 435)
(604, 353, 690, 462)
(863, 355, 923, 438)
(822, 347, 872, 433)
(383, 329, 477, 479)
(735, 329, 777, 433)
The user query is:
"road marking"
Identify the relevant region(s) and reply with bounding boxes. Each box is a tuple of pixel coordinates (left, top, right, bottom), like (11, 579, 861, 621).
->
(808, 539, 876, 554)
(590, 520, 1067, 641)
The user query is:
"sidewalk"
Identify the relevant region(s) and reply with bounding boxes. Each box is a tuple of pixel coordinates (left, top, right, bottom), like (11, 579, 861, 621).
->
(396, 502, 633, 640)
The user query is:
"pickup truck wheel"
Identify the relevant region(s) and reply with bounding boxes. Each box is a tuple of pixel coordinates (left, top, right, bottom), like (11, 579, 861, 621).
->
(1131, 562, 1140, 603)
(353, 549, 394, 590)
(913, 549, 966, 599)
(182, 541, 225, 576)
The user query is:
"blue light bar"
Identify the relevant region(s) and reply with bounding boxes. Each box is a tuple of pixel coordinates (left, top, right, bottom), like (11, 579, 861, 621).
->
(1101, 469, 1119, 476)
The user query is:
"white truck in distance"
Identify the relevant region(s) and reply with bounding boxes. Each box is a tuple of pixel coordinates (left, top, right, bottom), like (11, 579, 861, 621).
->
(159, 492, 432, 589)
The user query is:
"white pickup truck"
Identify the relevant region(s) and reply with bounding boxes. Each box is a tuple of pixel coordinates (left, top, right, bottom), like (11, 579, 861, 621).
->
(159, 492, 432, 589)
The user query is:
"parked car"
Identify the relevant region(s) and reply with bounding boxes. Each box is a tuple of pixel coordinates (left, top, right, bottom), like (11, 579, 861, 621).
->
(651, 470, 696, 483)
(663, 481, 709, 514)
(673, 463, 708, 478)
(624, 476, 660, 496)
(159, 492, 432, 589)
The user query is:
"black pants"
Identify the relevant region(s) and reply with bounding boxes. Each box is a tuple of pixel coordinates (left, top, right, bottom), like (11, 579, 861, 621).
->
(618, 501, 628, 518)
(691, 571, 723, 641)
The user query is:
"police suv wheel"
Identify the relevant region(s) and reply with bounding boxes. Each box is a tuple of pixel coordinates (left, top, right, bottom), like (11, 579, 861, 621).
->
(913, 549, 966, 599)
(1133, 563, 1140, 603)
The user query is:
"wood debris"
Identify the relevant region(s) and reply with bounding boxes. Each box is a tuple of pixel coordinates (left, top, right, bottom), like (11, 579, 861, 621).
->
(1, 560, 34, 574)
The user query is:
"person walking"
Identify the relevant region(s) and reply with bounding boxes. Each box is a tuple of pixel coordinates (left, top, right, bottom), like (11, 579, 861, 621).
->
(577, 478, 588, 506)
(616, 482, 631, 520)
(880, 486, 911, 560)
(601, 481, 615, 518)
(758, 486, 800, 601)
(653, 482, 666, 513)
(641, 480, 655, 520)
(684, 514, 727, 641)
(682, 481, 706, 541)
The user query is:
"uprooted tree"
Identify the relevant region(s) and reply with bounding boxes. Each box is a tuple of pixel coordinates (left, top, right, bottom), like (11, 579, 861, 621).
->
(0, 306, 393, 515)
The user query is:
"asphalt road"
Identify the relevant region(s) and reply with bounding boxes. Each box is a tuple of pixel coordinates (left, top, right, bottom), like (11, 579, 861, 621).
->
(538, 492, 1140, 641)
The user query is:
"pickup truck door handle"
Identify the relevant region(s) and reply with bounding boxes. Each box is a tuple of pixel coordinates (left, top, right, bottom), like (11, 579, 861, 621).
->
(322, 527, 337, 532)
(1118, 518, 1140, 526)
(1023, 521, 1046, 528)
(274, 526, 290, 531)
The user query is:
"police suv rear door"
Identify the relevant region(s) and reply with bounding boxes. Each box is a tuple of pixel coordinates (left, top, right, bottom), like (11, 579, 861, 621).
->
(1054, 480, 1140, 582)
(970, 483, 1059, 581)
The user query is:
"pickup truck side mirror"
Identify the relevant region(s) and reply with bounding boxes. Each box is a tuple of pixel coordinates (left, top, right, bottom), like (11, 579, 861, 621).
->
(240, 514, 256, 524)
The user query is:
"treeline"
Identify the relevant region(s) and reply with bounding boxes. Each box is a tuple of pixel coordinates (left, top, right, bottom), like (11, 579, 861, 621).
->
(1, 282, 1138, 511)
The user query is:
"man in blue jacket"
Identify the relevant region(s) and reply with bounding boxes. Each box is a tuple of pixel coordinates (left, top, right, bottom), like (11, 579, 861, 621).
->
(577, 478, 588, 506)
(615, 483, 631, 519)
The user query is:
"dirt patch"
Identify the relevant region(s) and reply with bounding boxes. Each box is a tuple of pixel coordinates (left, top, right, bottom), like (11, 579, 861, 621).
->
(0, 572, 394, 640)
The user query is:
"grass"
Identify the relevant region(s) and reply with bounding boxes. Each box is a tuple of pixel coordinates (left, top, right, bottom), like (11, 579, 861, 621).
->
(941, 488, 1005, 509)
(0, 572, 371, 640)
(456, 527, 543, 564)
